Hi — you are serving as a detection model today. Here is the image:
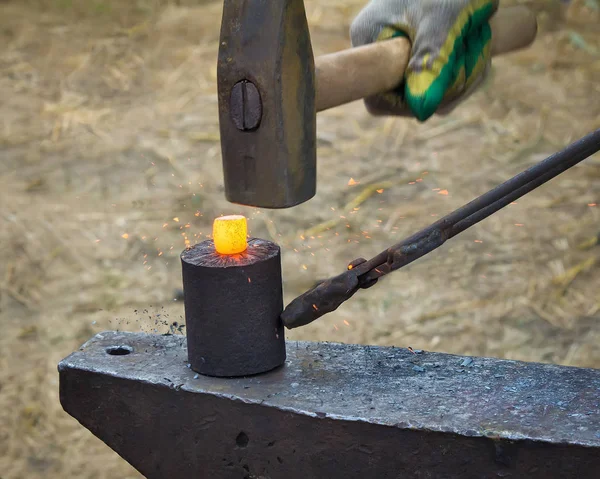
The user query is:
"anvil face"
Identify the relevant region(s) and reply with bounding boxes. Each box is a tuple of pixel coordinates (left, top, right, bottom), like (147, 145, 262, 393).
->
(59, 331, 600, 479)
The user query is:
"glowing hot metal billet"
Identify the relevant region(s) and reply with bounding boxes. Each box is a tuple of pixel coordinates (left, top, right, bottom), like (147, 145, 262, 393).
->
(181, 216, 285, 377)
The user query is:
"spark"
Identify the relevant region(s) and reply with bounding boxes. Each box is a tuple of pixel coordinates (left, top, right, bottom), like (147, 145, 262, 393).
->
(416, 178, 423, 182)
(333, 324, 339, 331)
(376, 189, 384, 194)
(121, 233, 129, 239)
(343, 320, 350, 326)
(438, 189, 449, 195)
(162, 223, 169, 228)
(248, 277, 252, 283)
(312, 304, 318, 311)
(588, 203, 597, 207)
(302, 264, 307, 270)
(348, 178, 359, 186)
(95, 239, 101, 243)
(173, 217, 180, 222)
(409, 181, 416, 185)
(515, 223, 524, 227)
(474, 240, 483, 243)
(158, 251, 163, 256)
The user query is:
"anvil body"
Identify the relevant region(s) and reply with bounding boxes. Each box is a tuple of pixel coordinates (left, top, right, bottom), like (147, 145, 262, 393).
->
(59, 331, 600, 478)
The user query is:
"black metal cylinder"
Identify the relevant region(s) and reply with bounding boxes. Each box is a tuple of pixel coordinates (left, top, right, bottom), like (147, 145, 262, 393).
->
(181, 238, 286, 377)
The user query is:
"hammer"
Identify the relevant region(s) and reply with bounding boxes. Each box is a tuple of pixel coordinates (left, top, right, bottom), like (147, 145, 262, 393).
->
(217, 1, 538, 209)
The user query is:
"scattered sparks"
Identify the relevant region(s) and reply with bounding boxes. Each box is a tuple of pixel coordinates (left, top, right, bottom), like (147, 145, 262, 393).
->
(348, 178, 359, 186)
(438, 189, 449, 195)
(121, 233, 129, 239)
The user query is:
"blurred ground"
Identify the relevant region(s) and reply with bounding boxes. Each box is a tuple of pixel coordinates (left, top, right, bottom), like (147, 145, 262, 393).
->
(0, 0, 599, 477)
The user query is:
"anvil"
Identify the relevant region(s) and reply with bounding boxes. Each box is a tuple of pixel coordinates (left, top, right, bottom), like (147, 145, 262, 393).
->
(59, 331, 600, 478)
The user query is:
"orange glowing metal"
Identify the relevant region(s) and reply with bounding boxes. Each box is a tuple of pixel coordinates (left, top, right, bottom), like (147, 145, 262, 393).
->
(213, 215, 248, 255)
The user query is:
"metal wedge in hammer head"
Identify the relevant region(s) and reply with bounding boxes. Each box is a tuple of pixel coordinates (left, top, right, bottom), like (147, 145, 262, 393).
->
(217, 0, 316, 209)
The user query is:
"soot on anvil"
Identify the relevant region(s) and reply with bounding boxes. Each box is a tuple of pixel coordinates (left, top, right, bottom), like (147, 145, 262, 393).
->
(180, 224, 286, 378)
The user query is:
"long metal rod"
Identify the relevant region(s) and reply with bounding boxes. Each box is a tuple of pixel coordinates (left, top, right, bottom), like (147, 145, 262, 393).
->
(281, 128, 600, 329)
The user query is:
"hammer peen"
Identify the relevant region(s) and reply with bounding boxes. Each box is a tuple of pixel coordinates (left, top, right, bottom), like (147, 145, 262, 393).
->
(217, 2, 538, 209)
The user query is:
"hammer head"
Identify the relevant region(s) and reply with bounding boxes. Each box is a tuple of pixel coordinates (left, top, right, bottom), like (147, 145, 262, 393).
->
(217, 0, 316, 209)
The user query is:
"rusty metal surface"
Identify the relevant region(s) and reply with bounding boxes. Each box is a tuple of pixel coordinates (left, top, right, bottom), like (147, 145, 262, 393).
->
(282, 128, 600, 329)
(181, 238, 286, 377)
(60, 331, 600, 478)
(218, 0, 316, 209)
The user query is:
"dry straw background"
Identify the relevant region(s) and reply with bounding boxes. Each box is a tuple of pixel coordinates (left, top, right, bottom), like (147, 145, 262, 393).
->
(1, 0, 599, 477)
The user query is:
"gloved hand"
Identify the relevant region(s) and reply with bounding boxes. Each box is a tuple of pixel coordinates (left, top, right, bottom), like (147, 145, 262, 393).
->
(350, 0, 499, 121)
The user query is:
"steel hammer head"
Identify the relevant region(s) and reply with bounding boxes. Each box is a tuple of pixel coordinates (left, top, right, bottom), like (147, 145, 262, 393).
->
(217, 0, 316, 209)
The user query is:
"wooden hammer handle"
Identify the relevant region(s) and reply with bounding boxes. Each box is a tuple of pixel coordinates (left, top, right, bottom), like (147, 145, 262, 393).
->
(315, 6, 537, 112)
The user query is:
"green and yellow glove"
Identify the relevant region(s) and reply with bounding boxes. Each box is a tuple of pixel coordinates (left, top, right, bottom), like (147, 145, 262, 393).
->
(350, 0, 499, 121)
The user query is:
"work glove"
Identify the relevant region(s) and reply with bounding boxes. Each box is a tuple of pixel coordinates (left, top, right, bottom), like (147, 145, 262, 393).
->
(350, 0, 499, 121)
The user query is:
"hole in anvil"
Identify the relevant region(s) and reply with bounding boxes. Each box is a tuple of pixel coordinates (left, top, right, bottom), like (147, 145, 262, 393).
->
(105, 345, 133, 356)
(236, 431, 249, 448)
